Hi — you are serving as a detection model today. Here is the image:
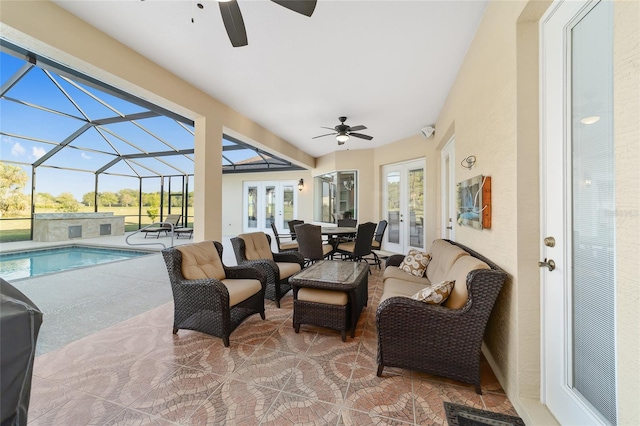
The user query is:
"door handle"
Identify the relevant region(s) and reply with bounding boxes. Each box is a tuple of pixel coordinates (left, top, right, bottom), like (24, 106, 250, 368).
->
(538, 258, 556, 271)
(446, 226, 453, 230)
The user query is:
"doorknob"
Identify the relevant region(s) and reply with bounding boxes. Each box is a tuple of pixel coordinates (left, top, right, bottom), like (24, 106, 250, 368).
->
(538, 258, 556, 271)
(446, 226, 453, 230)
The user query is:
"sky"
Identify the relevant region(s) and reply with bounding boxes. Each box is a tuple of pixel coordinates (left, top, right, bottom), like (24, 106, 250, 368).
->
(1, 49, 197, 200)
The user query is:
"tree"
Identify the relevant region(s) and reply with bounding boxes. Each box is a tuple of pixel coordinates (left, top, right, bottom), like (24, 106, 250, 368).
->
(82, 191, 96, 207)
(0, 162, 29, 217)
(146, 207, 158, 221)
(118, 189, 138, 207)
(142, 192, 160, 207)
(55, 192, 80, 212)
(99, 191, 118, 207)
(34, 192, 57, 209)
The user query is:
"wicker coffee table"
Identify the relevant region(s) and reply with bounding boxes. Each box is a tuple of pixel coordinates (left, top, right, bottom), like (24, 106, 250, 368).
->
(290, 260, 369, 341)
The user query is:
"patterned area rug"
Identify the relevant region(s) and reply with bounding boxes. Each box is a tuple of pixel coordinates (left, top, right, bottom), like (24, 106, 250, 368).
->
(444, 402, 526, 426)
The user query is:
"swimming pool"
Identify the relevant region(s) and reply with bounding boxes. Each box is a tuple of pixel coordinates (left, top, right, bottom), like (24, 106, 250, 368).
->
(0, 245, 154, 280)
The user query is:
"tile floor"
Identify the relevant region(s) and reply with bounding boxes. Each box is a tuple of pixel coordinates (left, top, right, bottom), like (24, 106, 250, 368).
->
(27, 266, 518, 425)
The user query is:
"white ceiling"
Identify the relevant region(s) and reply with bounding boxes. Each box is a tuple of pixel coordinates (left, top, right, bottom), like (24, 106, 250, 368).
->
(53, 0, 487, 158)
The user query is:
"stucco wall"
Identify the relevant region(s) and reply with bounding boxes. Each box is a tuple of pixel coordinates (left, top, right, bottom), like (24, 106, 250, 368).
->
(613, 1, 640, 424)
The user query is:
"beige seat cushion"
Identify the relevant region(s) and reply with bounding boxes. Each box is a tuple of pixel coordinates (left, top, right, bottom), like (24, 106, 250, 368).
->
(322, 244, 334, 257)
(425, 240, 469, 284)
(383, 266, 432, 286)
(280, 241, 299, 251)
(238, 232, 274, 261)
(371, 239, 380, 250)
(382, 278, 430, 299)
(336, 241, 355, 252)
(442, 256, 490, 309)
(220, 278, 262, 307)
(177, 242, 225, 281)
(298, 288, 348, 306)
(276, 262, 302, 280)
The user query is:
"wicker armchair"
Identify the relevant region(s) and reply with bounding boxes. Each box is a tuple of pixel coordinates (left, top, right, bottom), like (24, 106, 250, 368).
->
(162, 241, 266, 347)
(376, 240, 506, 394)
(231, 232, 304, 308)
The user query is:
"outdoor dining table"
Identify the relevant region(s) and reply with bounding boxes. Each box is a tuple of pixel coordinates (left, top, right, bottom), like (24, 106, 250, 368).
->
(320, 227, 357, 238)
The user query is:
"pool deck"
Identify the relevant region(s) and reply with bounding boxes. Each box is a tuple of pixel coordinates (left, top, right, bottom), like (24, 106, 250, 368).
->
(1, 232, 243, 355)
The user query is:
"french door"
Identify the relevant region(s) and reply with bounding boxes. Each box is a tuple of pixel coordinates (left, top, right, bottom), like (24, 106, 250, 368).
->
(541, 1, 616, 424)
(383, 159, 425, 254)
(243, 181, 297, 234)
(440, 137, 456, 240)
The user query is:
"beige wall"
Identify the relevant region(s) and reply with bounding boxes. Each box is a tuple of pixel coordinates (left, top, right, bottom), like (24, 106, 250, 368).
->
(613, 1, 640, 424)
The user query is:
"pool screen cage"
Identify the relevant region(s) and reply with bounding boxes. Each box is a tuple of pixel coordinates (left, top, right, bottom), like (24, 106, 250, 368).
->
(0, 40, 301, 240)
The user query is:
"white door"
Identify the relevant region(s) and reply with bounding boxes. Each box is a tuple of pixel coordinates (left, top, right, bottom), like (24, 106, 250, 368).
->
(541, 1, 617, 424)
(243, 181, 297, 233)
(383, 159, 425, 254)
(441, 137, 456, 240)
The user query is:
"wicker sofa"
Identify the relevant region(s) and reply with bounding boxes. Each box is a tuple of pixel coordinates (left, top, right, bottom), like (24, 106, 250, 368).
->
(376, 239, 506, 393)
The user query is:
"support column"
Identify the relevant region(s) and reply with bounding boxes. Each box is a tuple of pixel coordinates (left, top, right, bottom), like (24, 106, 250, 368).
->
(194, 115, 223, 242)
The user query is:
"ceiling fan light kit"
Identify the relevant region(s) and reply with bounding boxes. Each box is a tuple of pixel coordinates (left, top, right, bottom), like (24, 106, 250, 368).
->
(313, 116, 373, 146)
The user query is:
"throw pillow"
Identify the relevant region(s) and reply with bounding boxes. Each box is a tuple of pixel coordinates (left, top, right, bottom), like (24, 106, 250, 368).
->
(399, 249, 431, 277)
(411, 280, 455, 304)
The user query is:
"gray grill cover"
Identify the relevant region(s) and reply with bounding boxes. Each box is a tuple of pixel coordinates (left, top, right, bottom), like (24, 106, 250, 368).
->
(1, 278, 43, 426)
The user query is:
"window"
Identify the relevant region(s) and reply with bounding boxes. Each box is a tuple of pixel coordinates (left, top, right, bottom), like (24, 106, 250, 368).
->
(313, 171, 357, 224)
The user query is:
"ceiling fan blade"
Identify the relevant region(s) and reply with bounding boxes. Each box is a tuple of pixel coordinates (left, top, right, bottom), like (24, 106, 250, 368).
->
(320, 126, 337, 131)
(219, 1, 248, 47)
(348, 125, 367, 132)
(312, 133, 336, 139)
(271, 0, 317, 17)
(350, 132, 373, 140)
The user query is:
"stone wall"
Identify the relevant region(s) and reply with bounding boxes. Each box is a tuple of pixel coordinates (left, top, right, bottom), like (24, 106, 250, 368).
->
(33, 213, 125, 242)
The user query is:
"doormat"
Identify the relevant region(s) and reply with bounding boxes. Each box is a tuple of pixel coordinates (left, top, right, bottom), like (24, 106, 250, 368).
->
(443, 402, 525, 426)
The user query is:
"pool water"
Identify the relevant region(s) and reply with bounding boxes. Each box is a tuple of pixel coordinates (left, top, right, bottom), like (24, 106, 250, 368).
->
(0, 245, 153, 280)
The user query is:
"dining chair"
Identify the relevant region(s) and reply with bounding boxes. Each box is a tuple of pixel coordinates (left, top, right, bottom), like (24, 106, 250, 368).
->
(287, 220, 304, 240)
(294, 223, 334, 266)
(270, 222, 298, 252)
(334, 222, 377, 272)
(370, 220, 388, 268)
(336, 218, 358, 243)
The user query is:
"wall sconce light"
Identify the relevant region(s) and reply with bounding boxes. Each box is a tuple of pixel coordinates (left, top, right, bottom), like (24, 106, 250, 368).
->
(298, 179, 304, 191)
(461, 155, 477, 169)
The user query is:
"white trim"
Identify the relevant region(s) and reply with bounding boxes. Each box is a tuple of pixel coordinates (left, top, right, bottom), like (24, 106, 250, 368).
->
(440, 136, 455, 240)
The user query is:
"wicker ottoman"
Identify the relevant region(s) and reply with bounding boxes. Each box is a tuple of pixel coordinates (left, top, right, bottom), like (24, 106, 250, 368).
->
(290, 260, 369, 341)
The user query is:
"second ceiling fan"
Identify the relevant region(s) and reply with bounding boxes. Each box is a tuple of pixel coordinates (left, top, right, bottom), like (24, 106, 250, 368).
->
(216, 0, 317, 47)
(313, 117, 373, 145)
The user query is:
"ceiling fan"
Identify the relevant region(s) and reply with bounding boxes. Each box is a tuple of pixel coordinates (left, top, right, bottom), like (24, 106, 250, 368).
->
(216, 0, 317, 47)
(312, 117, 373, 145)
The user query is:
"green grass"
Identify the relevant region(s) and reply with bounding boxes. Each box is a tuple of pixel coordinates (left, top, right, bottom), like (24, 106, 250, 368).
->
(0, 206, 194, 243)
